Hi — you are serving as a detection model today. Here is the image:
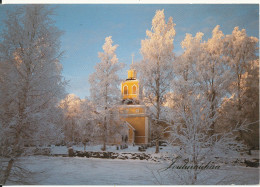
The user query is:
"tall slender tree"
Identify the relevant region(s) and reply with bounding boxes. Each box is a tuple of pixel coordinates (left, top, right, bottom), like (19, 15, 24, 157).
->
(223, 27, 258, 116)
(222, 26, 258, 140)
(138, 9, 175, 153)
(196, 25, 232, 135)
(0, 5, 66, 184)
(218, 59, 259, 148)
(172, 32, 204, 117)
(89, 36, 124, 151)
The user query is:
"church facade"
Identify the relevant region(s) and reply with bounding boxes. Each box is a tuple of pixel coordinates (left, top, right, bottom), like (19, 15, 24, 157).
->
(119, 67, 151, 145)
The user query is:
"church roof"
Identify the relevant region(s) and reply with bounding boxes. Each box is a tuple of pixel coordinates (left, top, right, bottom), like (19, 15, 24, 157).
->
(124, 121, 136, 131)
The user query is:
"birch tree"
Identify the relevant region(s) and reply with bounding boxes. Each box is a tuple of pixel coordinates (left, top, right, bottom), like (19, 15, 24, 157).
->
(171, 32, 204, 116)
(0, 5, 66, 184)
(196, 25, 232, 135)
(138, 9, 175, 153)
(59, 94, 83, 144)
(218, 59, 259, 148)
(158, 26, 254, 184)
(89, 36, 124, 151)
(223, 27, 258, 120)
(222, 27, 259, 141)
(156, 92, 249, 185)
(59, 94, 96, 148)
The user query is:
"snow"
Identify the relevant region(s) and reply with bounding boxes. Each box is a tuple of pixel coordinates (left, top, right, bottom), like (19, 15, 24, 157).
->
(1, 6, 259, 186)
(50, 145, 259, 163)
(10, 156, 159, 185)
(6, 156, 259, 185)
(51, 145, 174, 155)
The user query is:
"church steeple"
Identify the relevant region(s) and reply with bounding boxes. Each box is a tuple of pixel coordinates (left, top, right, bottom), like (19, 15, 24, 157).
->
(121, 55, 139, 100)
(127, 54, 136, 80)
(127, 69, 137, 80)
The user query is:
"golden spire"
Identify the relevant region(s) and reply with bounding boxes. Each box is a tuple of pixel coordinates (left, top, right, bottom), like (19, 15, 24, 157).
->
(128, 54, 136, 79)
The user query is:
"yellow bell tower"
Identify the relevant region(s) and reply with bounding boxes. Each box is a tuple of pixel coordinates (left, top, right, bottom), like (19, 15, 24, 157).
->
(121, 55, 139, 100)
(120, 55, 151, 145)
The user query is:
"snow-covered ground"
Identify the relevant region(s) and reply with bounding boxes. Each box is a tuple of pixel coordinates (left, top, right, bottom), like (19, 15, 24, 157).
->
(51, 145, 259, 164)
(51, 144, 174, 155)
(5, 145, 258, 185)
(6, 155, 259, 185)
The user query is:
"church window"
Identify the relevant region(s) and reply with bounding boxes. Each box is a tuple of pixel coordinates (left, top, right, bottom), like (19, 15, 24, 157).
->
(124, 85, 128, 95)
(132, 85, 137, 94)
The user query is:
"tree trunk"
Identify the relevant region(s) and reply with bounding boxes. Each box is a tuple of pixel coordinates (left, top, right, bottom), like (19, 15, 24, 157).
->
(154, 95, 160, 153)
(83, 143, 86, 152)
(102, 142, 106, 151)
(3, 102, 24, 184)
(209, 90, 216, 136)
(209, 64, 216, 136)
(237, 74, 242, 111)
(2, 158, 14, 185)
(155, 138, 159, 153)
(154, 119, 160, 153)
(237, 74, 243, 139)
(72, 120, 75, 143)
(102, 128, 107, 151)
(102, 115, 107, 151)
(2, 80, 28, 184)
(155, 58, 161, 154)
(102, 86, 108, 152)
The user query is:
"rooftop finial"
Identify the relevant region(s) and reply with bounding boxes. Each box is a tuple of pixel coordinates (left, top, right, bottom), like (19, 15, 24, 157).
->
(131, 53, 134, 65)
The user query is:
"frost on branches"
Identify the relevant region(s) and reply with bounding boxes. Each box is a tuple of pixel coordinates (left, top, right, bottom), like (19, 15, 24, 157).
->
(59, 94, 96, 148)
(161, 24, 258, 184)
(195, 25, 232, 135)
(220, 27, 259, 147)
(89, 36, 124, 151)
(0, 5, 66, 184)
(137, 9, 175, 153)
(218, 59, 259, 148)
(158, 92, 249, 185)
(172, 32, 204, 111)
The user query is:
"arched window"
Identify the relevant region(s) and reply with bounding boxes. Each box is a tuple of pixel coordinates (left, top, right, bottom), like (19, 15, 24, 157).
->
(124, 85, 128, 95)
(132, 85, 137, 94)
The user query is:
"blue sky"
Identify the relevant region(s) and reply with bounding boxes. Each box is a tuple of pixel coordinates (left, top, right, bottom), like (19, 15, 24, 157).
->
(0, 4, 259, 98)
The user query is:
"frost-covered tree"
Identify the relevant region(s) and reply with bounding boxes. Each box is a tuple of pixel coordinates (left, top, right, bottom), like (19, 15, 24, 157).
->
(218, 59, 259, 148)
(239, 60, 259, 147)
(221, 27, 259, 142)
(156, 92, 249, 185)
(196, 26, 232, 135)
(78, 98, 97, 149)
(158, 26, 256, 185)
(60, 94, 82, 143)
(223, 27, 258, 121)
(0, 5, 66, 184)
(93, 106, 125, 146)
(138, 9, 175, 153)
(89, 36, 124, 151)
(172, 26, 235, 136)
(176, 32, 204, 82)
(59, 94, 96, 148)
(171, 32, 204, 118)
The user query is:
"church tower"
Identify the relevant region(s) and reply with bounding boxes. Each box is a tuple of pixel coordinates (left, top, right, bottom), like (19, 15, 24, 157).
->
(121, 56, 139, 100)
(120, 55, 150, 145)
